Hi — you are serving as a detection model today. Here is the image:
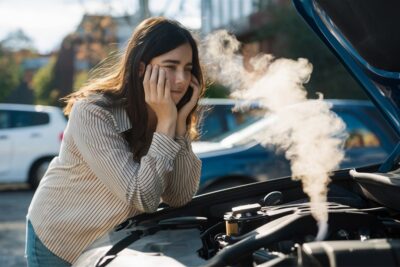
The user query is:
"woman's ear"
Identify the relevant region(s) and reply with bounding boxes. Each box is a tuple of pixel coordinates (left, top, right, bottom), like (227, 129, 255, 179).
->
(139, 62, 146, 77)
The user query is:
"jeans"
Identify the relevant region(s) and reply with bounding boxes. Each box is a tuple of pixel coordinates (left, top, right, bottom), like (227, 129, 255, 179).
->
(25, 220, 71, 267)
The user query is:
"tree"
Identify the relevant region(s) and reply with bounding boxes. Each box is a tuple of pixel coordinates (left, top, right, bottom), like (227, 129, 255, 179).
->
(0, 29, 36, 52)
(73, 70, 89, 91)
(204, 83, 230, 98)
(0, 45, 20, 102)
(32, 57, 59, 105)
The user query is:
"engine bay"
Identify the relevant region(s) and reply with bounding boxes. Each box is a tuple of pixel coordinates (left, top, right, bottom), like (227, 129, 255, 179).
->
(197, 201, 400, 266)
(74, 168, 400, 267)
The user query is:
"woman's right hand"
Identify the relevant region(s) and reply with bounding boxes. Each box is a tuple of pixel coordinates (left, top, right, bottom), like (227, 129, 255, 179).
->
(143, 64, 177, 138)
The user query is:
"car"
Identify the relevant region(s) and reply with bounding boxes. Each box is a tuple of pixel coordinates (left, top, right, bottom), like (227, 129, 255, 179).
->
(73, 1, 400, 266)
(0, 104, 67, 188)
(194, 99, 398, 193)
(197, 98, 264, 142)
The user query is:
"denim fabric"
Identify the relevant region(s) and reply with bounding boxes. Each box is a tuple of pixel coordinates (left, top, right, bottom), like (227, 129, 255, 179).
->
(25, 220, 71, 267)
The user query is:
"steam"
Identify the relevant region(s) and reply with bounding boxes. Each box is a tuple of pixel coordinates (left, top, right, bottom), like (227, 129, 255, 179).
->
(201, 30, 347, 240)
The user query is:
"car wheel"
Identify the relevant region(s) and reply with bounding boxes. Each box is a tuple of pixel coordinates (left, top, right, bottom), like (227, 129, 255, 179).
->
(29, 159, 51, 189)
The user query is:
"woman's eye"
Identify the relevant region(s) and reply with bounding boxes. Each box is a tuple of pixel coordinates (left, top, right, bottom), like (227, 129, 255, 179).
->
(164, 65, 176, 69)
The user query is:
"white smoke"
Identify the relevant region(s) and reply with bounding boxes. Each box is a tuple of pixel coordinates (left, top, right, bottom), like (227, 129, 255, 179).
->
(201, 30, 347, 240)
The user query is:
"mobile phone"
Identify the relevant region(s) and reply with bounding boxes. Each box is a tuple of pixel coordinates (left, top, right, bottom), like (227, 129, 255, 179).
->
(176, 86, 193, 110)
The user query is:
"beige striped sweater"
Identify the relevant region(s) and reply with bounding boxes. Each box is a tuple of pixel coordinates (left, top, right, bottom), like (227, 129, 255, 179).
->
(27, 97, 201, 263)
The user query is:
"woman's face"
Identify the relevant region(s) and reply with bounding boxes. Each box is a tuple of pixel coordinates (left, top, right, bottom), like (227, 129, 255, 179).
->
(149, 43, 193, 104)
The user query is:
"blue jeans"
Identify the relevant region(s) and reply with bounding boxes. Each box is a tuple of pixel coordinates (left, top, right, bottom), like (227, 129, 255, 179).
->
(25, 220, 71, 267)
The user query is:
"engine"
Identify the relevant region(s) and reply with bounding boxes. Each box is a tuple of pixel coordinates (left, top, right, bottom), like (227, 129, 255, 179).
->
(197, 200, 400, 266)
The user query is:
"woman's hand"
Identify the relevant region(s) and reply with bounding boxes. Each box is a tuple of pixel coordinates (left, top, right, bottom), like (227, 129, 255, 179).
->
(176, 75, 201, 137)
(143, 65, 177, 138)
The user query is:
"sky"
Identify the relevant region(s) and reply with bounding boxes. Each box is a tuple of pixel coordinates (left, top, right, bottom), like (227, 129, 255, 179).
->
(0, 0, 201, 54)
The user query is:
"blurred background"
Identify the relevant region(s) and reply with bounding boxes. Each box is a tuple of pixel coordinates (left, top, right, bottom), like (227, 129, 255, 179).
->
(0, 1, 381, 266)
(0, 0, 367, 106)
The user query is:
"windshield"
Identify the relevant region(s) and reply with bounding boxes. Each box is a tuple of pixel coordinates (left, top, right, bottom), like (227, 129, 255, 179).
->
(211, 115, 264, 143)
(199, 104, 265, 142)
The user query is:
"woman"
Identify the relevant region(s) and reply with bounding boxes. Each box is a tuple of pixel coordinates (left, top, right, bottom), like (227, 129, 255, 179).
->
(26, 17, 204, 266)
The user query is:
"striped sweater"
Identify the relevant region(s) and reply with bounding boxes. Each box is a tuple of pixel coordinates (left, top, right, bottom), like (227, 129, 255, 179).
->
(27, 97, 202, 263)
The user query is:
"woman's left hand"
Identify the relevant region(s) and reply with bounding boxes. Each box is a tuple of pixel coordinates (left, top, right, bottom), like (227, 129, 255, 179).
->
(176, 75, 200, 137)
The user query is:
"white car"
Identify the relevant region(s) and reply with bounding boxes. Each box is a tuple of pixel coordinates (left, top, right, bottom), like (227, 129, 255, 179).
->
(0, 104, 67, 188)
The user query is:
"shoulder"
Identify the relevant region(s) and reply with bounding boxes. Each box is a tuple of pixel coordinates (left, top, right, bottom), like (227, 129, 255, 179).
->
(71, 93, 120, 114)
(70, 94, 129, 132)
(70, 97, 117, 128)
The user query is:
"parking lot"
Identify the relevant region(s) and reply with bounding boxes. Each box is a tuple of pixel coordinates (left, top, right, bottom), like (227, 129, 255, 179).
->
(0, 184, 32, 267)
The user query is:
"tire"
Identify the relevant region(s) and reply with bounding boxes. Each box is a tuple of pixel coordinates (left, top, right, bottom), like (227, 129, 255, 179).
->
(29, 159, 51, 189)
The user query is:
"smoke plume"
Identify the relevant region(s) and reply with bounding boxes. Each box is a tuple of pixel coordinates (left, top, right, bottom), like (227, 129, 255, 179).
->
(201, 30, 347, 240)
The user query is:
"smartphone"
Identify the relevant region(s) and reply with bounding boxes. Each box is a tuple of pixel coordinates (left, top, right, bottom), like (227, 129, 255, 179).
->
(176, 86, 193, 110)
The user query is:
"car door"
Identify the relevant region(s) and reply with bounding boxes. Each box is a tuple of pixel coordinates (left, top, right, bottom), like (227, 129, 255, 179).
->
(8, 110, 51, 182)
(0, 110, 13, 178)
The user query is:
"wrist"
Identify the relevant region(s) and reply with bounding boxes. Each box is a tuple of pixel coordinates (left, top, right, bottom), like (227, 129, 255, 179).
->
(156, 120, 176, 138)
(176, 119, 187, 137)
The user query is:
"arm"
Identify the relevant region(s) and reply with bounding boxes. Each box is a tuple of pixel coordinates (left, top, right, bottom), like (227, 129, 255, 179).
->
(70, 101, 181, 213)
(162, 74, 202, 206)
(161, 135, 201, 207)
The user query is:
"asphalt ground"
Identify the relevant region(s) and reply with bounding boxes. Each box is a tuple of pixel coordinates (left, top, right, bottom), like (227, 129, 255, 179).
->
(0, 184, 32, 267)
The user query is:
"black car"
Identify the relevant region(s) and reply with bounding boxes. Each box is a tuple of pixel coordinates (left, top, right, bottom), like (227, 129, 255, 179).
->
(73, 1, 400, 266)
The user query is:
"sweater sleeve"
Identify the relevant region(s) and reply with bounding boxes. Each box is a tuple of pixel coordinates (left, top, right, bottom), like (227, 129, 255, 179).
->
(69, 101, 181, 213)
(161, 134, 202, 207)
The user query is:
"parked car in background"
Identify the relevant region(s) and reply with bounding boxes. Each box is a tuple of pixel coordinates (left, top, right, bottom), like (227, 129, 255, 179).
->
(194, 99, 399, 193)
(0, 104, 67, 188)
(197, 98, 264, 141)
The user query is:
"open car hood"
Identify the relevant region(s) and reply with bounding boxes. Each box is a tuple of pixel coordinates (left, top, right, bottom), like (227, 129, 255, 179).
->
(293, 0, 400, 139)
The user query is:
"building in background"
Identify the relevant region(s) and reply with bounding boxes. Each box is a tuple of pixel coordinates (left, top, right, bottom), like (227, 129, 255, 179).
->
(201, 0, 289, 68)
(201, 0, 286, 36)
(50, 12, 143, 104)
(200, 0, 364, 100)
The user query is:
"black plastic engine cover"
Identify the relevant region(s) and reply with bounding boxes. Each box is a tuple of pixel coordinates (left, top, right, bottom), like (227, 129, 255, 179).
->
(300, 239, 400, 266)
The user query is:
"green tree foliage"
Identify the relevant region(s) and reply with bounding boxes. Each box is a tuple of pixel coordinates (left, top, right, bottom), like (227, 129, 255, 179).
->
(1, 29, 36, 52)
(0, 46, 20, 102)
(253, 4, 367, 99)
(204, 83, 230, 98)
(73, 70, 89, 91)
(32, 57, 59, 105)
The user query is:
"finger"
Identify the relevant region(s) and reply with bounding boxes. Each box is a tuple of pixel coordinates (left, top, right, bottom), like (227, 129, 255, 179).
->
(189, 82, 200, 102)
(191, 75, 200, 86)
(164, 77, 171, 100)
(157, 68, 166, 99)
(143, 65, 152, 101)
(149, 65, 159, 100)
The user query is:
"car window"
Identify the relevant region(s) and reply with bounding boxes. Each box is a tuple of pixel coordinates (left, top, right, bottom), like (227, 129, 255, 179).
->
(9, 110, 50, 128)
(199, 104, 264, 142)
(339, 112, 381, 149)
(0, 110, 11, 129)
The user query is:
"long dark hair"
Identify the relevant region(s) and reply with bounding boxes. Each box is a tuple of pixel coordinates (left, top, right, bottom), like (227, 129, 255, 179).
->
(64, 17, 205, 161)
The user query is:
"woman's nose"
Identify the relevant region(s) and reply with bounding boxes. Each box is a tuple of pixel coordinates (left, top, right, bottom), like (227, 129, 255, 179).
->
(175, 70, 186, 85)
